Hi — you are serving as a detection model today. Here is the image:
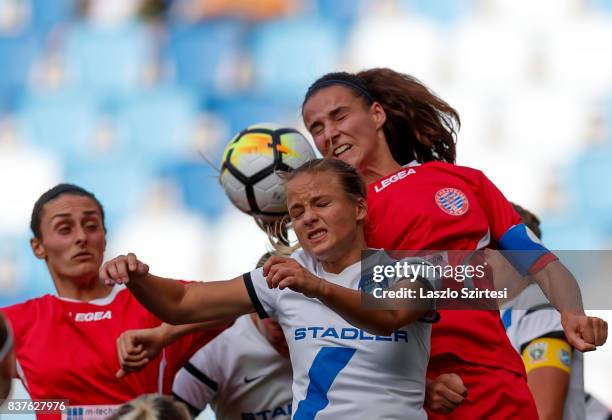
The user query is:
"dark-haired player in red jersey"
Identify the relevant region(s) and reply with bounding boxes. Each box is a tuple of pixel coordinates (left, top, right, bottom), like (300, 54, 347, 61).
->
(0, 184, 226, 420)
(301, 68, 607, 419)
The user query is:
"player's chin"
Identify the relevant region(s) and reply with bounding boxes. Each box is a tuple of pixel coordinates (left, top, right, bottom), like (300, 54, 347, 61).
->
(70, 264, 98, 279)
(305, 236, 332, 256)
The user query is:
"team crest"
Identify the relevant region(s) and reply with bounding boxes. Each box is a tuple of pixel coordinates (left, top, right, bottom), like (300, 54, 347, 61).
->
(559, 349, 571, 367)
(528, 342, 547, 361)
(435, 188, 469, 216)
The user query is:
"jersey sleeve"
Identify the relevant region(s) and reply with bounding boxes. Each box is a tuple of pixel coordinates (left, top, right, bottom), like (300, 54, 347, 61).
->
(172, 342, 221, 415)
(243, 267, 278, 320)
(475, 170, 557, 275)
(521, 337, 572, 374)
(515, 294, 572, 374)
(163, 325, 226, 390)
(516, 306, 565, 352)
(1, 302, 32, 348)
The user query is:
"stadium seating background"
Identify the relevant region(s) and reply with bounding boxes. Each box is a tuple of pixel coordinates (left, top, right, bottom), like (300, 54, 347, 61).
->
(1, 0, 611, 417)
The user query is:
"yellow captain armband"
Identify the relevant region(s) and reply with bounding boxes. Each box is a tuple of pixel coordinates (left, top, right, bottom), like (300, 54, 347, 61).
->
(521, 337, 572, 374)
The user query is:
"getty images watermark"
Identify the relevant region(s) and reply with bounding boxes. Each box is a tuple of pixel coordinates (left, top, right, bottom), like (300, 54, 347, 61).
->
(359, 250, 612, 311)
(369, 257, 508, 301)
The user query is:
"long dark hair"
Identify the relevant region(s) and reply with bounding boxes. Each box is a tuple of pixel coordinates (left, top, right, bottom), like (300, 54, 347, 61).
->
(303, 68, 460, 164)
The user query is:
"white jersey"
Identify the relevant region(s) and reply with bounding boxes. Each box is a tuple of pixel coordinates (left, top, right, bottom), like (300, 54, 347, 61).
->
(501, 284, 585, 420)
(172, 315, 292, 420)
(244, 249, 433, 420)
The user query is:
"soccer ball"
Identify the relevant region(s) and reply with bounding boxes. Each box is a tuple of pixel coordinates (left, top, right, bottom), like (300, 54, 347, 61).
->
(219, 123, 317, 219)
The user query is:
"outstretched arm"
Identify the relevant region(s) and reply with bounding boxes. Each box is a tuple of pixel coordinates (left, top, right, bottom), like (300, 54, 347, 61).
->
(531, 261, 607, 351)
(263, 256, 431, 336)
(100, 253, 254, 325)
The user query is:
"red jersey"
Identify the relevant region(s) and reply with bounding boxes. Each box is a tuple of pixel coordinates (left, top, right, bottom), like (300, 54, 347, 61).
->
(1, 285, 224, 420)
(366, 161, 545, 375)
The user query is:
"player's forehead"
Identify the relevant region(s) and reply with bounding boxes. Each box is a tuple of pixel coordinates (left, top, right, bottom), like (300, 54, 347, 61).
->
(286, 171, 343, 204)
(303, 86, 362, 122)
(40, 194, 102, 224)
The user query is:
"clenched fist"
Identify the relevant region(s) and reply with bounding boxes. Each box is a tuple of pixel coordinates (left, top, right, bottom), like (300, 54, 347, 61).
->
(99, 253, 149, 286)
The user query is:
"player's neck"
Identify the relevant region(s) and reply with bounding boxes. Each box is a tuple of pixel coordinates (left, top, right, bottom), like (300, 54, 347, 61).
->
(53, 274, 114, 301)
(359, 154, 402, 186)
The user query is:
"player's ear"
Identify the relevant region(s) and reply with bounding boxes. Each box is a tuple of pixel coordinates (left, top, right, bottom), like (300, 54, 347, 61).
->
(355, 198, 367, 222)
(370, 102, 386, 130)
(31, 237, 46, 260)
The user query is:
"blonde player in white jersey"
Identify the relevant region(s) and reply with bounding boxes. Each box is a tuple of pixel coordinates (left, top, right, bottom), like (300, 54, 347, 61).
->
(101, 158, 437, 420)
(172, 253, 293, 420)
(501, 204, 585, 420)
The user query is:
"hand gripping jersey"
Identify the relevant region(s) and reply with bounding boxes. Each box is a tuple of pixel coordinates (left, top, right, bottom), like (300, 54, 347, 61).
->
(1, 285, 224, 420)
(172, 315, 293, 420)
(244, 249, 434, 420)
(502, 284, 585, 420)
(365, 161, 556, 375)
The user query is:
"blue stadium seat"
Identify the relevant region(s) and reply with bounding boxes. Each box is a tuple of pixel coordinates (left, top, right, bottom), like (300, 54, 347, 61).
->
(65, 160, 152, 230)
(248, 18, 342, 105)
(30, 0, 76, 35)
(398, 0, 475, 25)
(63, 22, 154, 105)
(589, 0, 612, 14)
(540, 216, 605, 250)
(313, 0, 368, 38)
(165, 20, 244, 95)
(114, 86, 200, 166)
(206, 95, 296, 154)
(0, 236, 54, 306)
(16, 90, 99, 159)
(567, 144, 612, 233)
(0, 30, 40, 111)
(160, 159, 228, 221)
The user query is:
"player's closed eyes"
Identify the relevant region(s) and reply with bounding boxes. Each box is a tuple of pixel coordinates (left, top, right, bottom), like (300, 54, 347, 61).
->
(310, 124, 324, 137)
(85, 223, 99, 232)
(289, 209, 304, 220)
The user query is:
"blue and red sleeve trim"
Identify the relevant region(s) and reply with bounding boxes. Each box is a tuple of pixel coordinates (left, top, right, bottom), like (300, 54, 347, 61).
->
(498, 224, 558, 275)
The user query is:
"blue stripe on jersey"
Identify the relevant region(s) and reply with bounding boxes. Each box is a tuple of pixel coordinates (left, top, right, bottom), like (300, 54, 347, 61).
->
(501, 308, 512, 330)
(294, 347, 356, 420)
(498, 224, 550, 275)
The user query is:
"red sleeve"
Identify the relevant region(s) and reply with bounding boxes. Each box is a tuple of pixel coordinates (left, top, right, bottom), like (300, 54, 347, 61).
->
(472, 170, 557, 274)
(474, 170, 522, 243)
(1, 302, 30, 343)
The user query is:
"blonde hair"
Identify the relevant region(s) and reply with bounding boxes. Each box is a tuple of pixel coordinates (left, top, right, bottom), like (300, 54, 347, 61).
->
(107, 395, 190, 420)
(254, 215, 299, 256)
